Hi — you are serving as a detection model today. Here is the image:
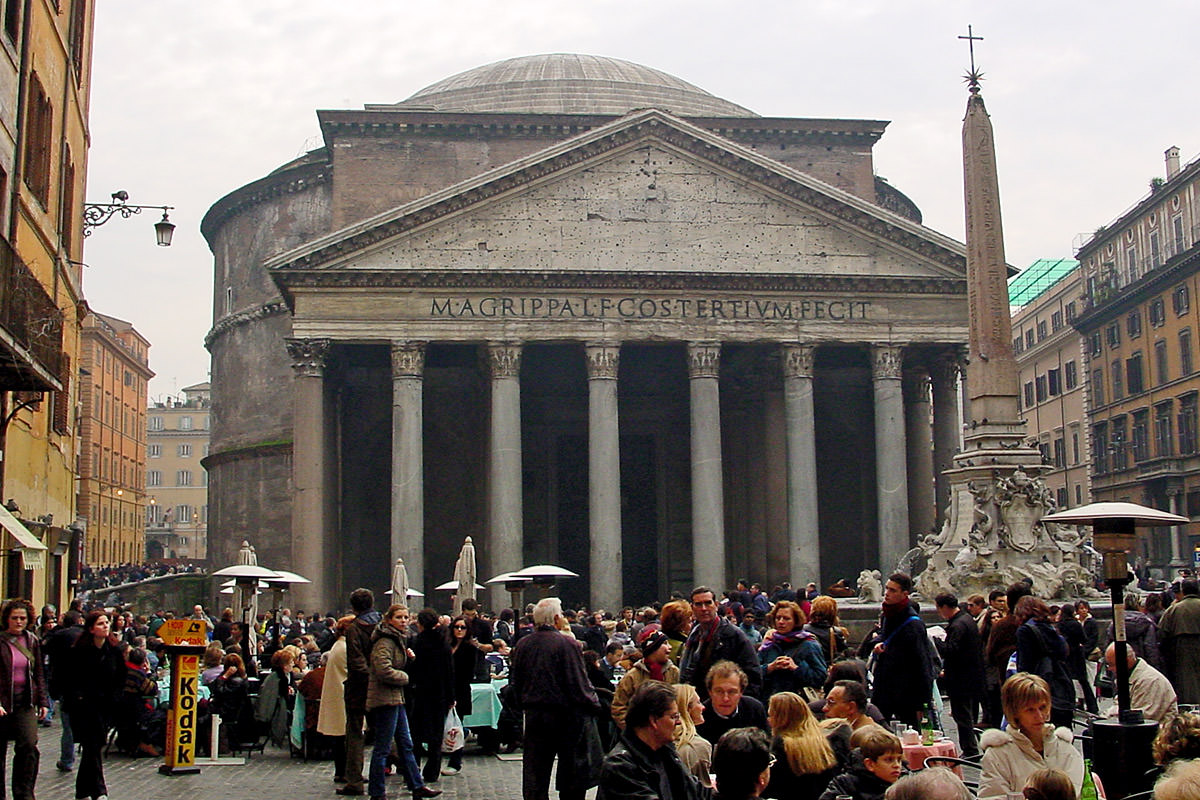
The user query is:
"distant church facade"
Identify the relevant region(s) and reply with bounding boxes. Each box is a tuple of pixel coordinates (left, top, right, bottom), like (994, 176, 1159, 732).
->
(201, 54, 969, 610)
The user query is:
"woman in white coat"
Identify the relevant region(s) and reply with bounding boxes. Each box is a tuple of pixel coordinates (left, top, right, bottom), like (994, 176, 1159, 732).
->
(317, 616, 352, 784)
(979, 672, 1084, 800)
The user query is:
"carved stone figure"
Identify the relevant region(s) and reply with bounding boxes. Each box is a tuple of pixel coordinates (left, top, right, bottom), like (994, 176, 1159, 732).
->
(857, 569, 883, 603)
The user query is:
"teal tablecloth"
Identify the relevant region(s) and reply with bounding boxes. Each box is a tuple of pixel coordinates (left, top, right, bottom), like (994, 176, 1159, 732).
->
(461, 679, 504, 729)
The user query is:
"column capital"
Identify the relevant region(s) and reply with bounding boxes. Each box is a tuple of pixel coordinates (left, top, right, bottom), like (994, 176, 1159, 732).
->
(585, 344, 620, 380)
(781, 343, 815, 379)
(284, 337, 331, 378)
(687, 342, 721, 379)
(486, 342, 522, 379)
(871, 344, 904, 380)
(902, 367, 931, 404)
(929, 348, 966, 386)
(391, 341, 427, 378)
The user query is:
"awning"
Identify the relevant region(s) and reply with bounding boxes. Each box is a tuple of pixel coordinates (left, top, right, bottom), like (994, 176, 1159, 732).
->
(0, 505, 47, 570)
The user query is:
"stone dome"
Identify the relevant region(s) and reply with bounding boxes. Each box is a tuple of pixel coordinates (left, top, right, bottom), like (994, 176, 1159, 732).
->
(392, 53, 758, 117)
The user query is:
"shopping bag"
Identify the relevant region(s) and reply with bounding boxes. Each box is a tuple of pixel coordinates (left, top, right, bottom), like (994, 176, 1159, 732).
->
(442, 708, 465, 753)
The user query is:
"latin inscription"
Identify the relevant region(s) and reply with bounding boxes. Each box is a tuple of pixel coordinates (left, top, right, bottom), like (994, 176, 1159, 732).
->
(430, 296, 870, 321)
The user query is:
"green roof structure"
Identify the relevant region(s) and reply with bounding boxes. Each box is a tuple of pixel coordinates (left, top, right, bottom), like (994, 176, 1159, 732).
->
(1008, 258, 1079, 308)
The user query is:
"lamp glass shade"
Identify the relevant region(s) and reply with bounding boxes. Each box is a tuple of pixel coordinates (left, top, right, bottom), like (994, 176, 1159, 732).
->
(154, 214, 175, 247)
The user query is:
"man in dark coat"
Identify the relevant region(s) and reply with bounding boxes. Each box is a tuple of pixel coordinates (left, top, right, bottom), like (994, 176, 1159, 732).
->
(679, 586, 762, 701)
(1159, 578, 1200, 704)
(597, 681, 710, 800)
(408, 608, 455, 785)
(338, 588, 380, 797)
(43, 609, 83, 771)
(935, 593, 985, 758)
(868, 573, 935, 728)
(509, 596, 602, 800)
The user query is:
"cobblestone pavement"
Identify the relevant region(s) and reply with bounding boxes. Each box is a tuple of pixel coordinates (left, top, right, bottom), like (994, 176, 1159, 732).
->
(31, 719, 534, 800)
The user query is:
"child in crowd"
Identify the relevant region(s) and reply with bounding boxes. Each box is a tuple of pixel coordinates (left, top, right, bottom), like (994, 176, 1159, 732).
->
(1022, 768, 1077, 800)
(817, 726, 902, 800)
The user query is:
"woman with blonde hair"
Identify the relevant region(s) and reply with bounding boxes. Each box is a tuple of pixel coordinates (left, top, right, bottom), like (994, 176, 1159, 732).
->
(763, 691, 845, 800)
(979, 673, 1083, 800)
(672, 683, 712, 786)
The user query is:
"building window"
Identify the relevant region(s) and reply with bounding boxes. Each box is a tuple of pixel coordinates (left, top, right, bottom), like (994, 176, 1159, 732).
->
(1132, 409, 1150, 462)
(1150, 298, 1166, 327)
(201, 470, 208, 487)
(147, 504, 163, 525)
(1093, 422, 1109, 474)
(1025, 329, 1035, 349)
(1051, 311, 1063, 332)
(174, 505, 192, 525)
(1023, 382, 1035, 408)
(176, 470, 192, 487)
(1173, 284, 1190, 315)
(1173, 215, 1186, 254)
(1035, 375, 1048, 403)
(1071, 427, 1080, 464)
(1111, 360, 1124, 400)
(1127, 311, 1142, 339)
(1055, 487, 1068, 510)
(1128, 247, 1139, 282)
(1155, 402, 1174, 457)
(1066, 301, 1077, 322)
(1013, 337, 1023, 354)
(1179, 395, 1198, 455)
(22, 73, 52, 207)
(1091, 368, 1104, 405)
(1048, 368, 1061, 396)
(1088, 332, 1102, 357)
(1181, 330, 1194, 376)
(1053, 436, 1065, 468)
(1112, 416, 1128, 470)
(1075, 484, 1082, 505)
(147, 470, 162, 487)
(1106, 324, 1121, 348)
(177, 444, 192, 458)
(1150, 231, 1162, 269)
(1065, 360, 1078, 390)
(1037, 320, 1048, 341)
(180, 416, 193, 431)
(149, 416, 163, 431)
(147, 444, 161, 458)
(1127, 353, 1145, 394)
(1156, 340, 1170, 385)
(3, 0, 19, 43)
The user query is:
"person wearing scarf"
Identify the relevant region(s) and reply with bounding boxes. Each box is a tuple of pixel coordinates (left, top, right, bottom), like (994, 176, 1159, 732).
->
(868, 573, 936, 728)
(611, 632, 680, 729)
(679, 587, 763, 701)
(758, 600, 827, 699)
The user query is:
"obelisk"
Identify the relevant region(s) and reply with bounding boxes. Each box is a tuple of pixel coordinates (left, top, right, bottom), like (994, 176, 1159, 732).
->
(914, 45, 1072, 597)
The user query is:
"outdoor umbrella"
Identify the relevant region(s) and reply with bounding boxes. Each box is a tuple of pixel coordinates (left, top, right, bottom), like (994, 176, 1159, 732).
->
(452, 536, 477, 616)
(390, 558, 410, 606)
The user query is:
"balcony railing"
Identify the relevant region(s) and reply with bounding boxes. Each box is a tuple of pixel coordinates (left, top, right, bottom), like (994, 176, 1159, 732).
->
(0, 237, 62, 389)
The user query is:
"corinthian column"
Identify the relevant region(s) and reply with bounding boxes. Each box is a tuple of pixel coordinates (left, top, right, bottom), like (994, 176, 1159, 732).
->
(285, 337, 332, 611)
(782, 344, 820, 587)
(930, 352, 963, 519)
(873, 345, 910, 573)
(586, 344, 621, 610)
(688, 342, 725, 590)
(903, 366, 935, 540)
(391, 342, 426, 591)
(487, 343, 523, 607)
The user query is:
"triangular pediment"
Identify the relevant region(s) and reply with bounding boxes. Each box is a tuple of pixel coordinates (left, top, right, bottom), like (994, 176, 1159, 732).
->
(267, 109, 966, 284)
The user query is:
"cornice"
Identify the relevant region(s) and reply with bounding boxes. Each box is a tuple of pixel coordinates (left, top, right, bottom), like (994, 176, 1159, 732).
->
(200, 159, 331, 245)
(1072, 245, 1200, 332)
(201, 440, 292, 471)
(272, 268, 965, 297)
(204, 300, 289, 350)
(268, 109, 966, 281)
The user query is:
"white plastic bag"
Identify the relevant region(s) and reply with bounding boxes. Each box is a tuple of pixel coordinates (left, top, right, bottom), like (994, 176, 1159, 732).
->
(442, 708, 465, 753)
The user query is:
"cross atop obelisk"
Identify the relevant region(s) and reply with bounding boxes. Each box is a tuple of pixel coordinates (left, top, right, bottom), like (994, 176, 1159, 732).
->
(959, 25, 984, 91)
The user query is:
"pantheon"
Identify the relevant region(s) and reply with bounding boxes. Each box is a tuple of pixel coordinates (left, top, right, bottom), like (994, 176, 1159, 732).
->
(201, 54, 969, 611)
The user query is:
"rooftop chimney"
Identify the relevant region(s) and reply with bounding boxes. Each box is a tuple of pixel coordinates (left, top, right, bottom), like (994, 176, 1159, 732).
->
(1166, 146, 1181, 180)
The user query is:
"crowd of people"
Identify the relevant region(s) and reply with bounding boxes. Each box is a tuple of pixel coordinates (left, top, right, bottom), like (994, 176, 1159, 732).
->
(77, 561, 204, 593)
(0, 573, 1195, 799)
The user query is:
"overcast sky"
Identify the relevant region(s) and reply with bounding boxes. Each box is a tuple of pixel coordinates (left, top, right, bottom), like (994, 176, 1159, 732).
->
(81, 1, 1200, 398)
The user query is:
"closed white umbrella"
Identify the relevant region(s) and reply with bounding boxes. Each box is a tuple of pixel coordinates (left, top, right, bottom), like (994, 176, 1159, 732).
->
(390, 558, 410, 606)
(452, 537, 477, 616)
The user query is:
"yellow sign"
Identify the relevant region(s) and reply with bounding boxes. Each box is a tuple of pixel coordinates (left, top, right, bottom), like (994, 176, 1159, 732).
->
(160, 650, 202, 775)
(159, 619, 208, 647)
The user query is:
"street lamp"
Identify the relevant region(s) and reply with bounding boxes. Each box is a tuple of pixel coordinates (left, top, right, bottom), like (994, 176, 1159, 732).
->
(1042, 501, 1188, 798)
(83, 190, 175, 246)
